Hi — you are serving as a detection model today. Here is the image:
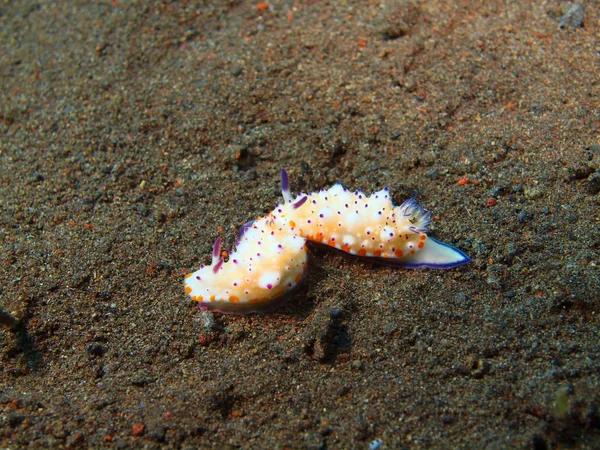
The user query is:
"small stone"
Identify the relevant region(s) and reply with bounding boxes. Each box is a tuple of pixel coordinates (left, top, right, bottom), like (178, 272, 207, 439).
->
(524, 186, 542, 200)
(7, 411, 25, 427)
(130, 370, 155, 387)
(517, 209, 531, 223)
(135, 204, 150, 217)
(197, 334, 214, 346)
(115, 438, 129, 449)
(86, 343, 105, 357)
(351, 360, 363, 370)
(380, 21, 409, 40)
(382, 323, 398, 335)
(565, 165, 594, 181)
(455, 292, 469, 302)
(369, 438, 384, 450)
(329, 307, 341, 319)
(486, 264, 505, 290)
(66, 432, 84, 447)
(0, 309, 20, 331)
(199, 311, 215, 330)
(559, 3, 584, 28)
(427, 168, 439, 179)
(585, 171, 600, 195)
(147, 422, 166, 442)
(132, 422, 145, 436)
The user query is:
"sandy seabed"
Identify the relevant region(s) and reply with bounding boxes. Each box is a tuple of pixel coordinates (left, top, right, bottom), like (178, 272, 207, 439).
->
(1, 1, 599, 448)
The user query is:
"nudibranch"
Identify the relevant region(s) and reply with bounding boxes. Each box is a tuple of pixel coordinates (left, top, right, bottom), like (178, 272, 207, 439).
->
(185, 169, 470, 313)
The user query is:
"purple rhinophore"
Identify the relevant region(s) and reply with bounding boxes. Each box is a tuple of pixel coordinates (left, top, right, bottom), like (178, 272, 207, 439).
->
(281, 169, 290, 190)
(212, 237, 221, 259)
(293, 196, 307, 209)
(237, 220, 255, 239)
(212, 258, 224, 273)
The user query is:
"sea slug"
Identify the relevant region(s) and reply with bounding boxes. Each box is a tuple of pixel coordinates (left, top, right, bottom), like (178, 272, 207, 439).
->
(184, 170, 470, 313)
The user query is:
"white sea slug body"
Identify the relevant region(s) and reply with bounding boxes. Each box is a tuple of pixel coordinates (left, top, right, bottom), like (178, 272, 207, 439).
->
(184, 212, 308, 314)
(184, 170, 470, 313)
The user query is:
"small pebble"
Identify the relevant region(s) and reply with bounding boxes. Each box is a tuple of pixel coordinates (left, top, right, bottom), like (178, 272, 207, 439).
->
(7, 412, 25, 427)
(456, 292, 469, 302)
(585, 171, 600, 195)
(382, 323, 398, 335)
(86, 343, 106, 357)
(380, 21, 409, 40)
(199, 311, 215, 330)
(517, 209, 531, 223)
(486, 265, 504, 290)
(427, 168, 439, 179)
(489, 185, 510, 197)
(197, 334, 214, 346)
(0, 309, 20, 331)
(147, 422, 166, 442)
(132, 422, 145, 436)
(369, 438, 383, 450)
(130, 370, 155, 387)
(559, 3, 584, 28)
